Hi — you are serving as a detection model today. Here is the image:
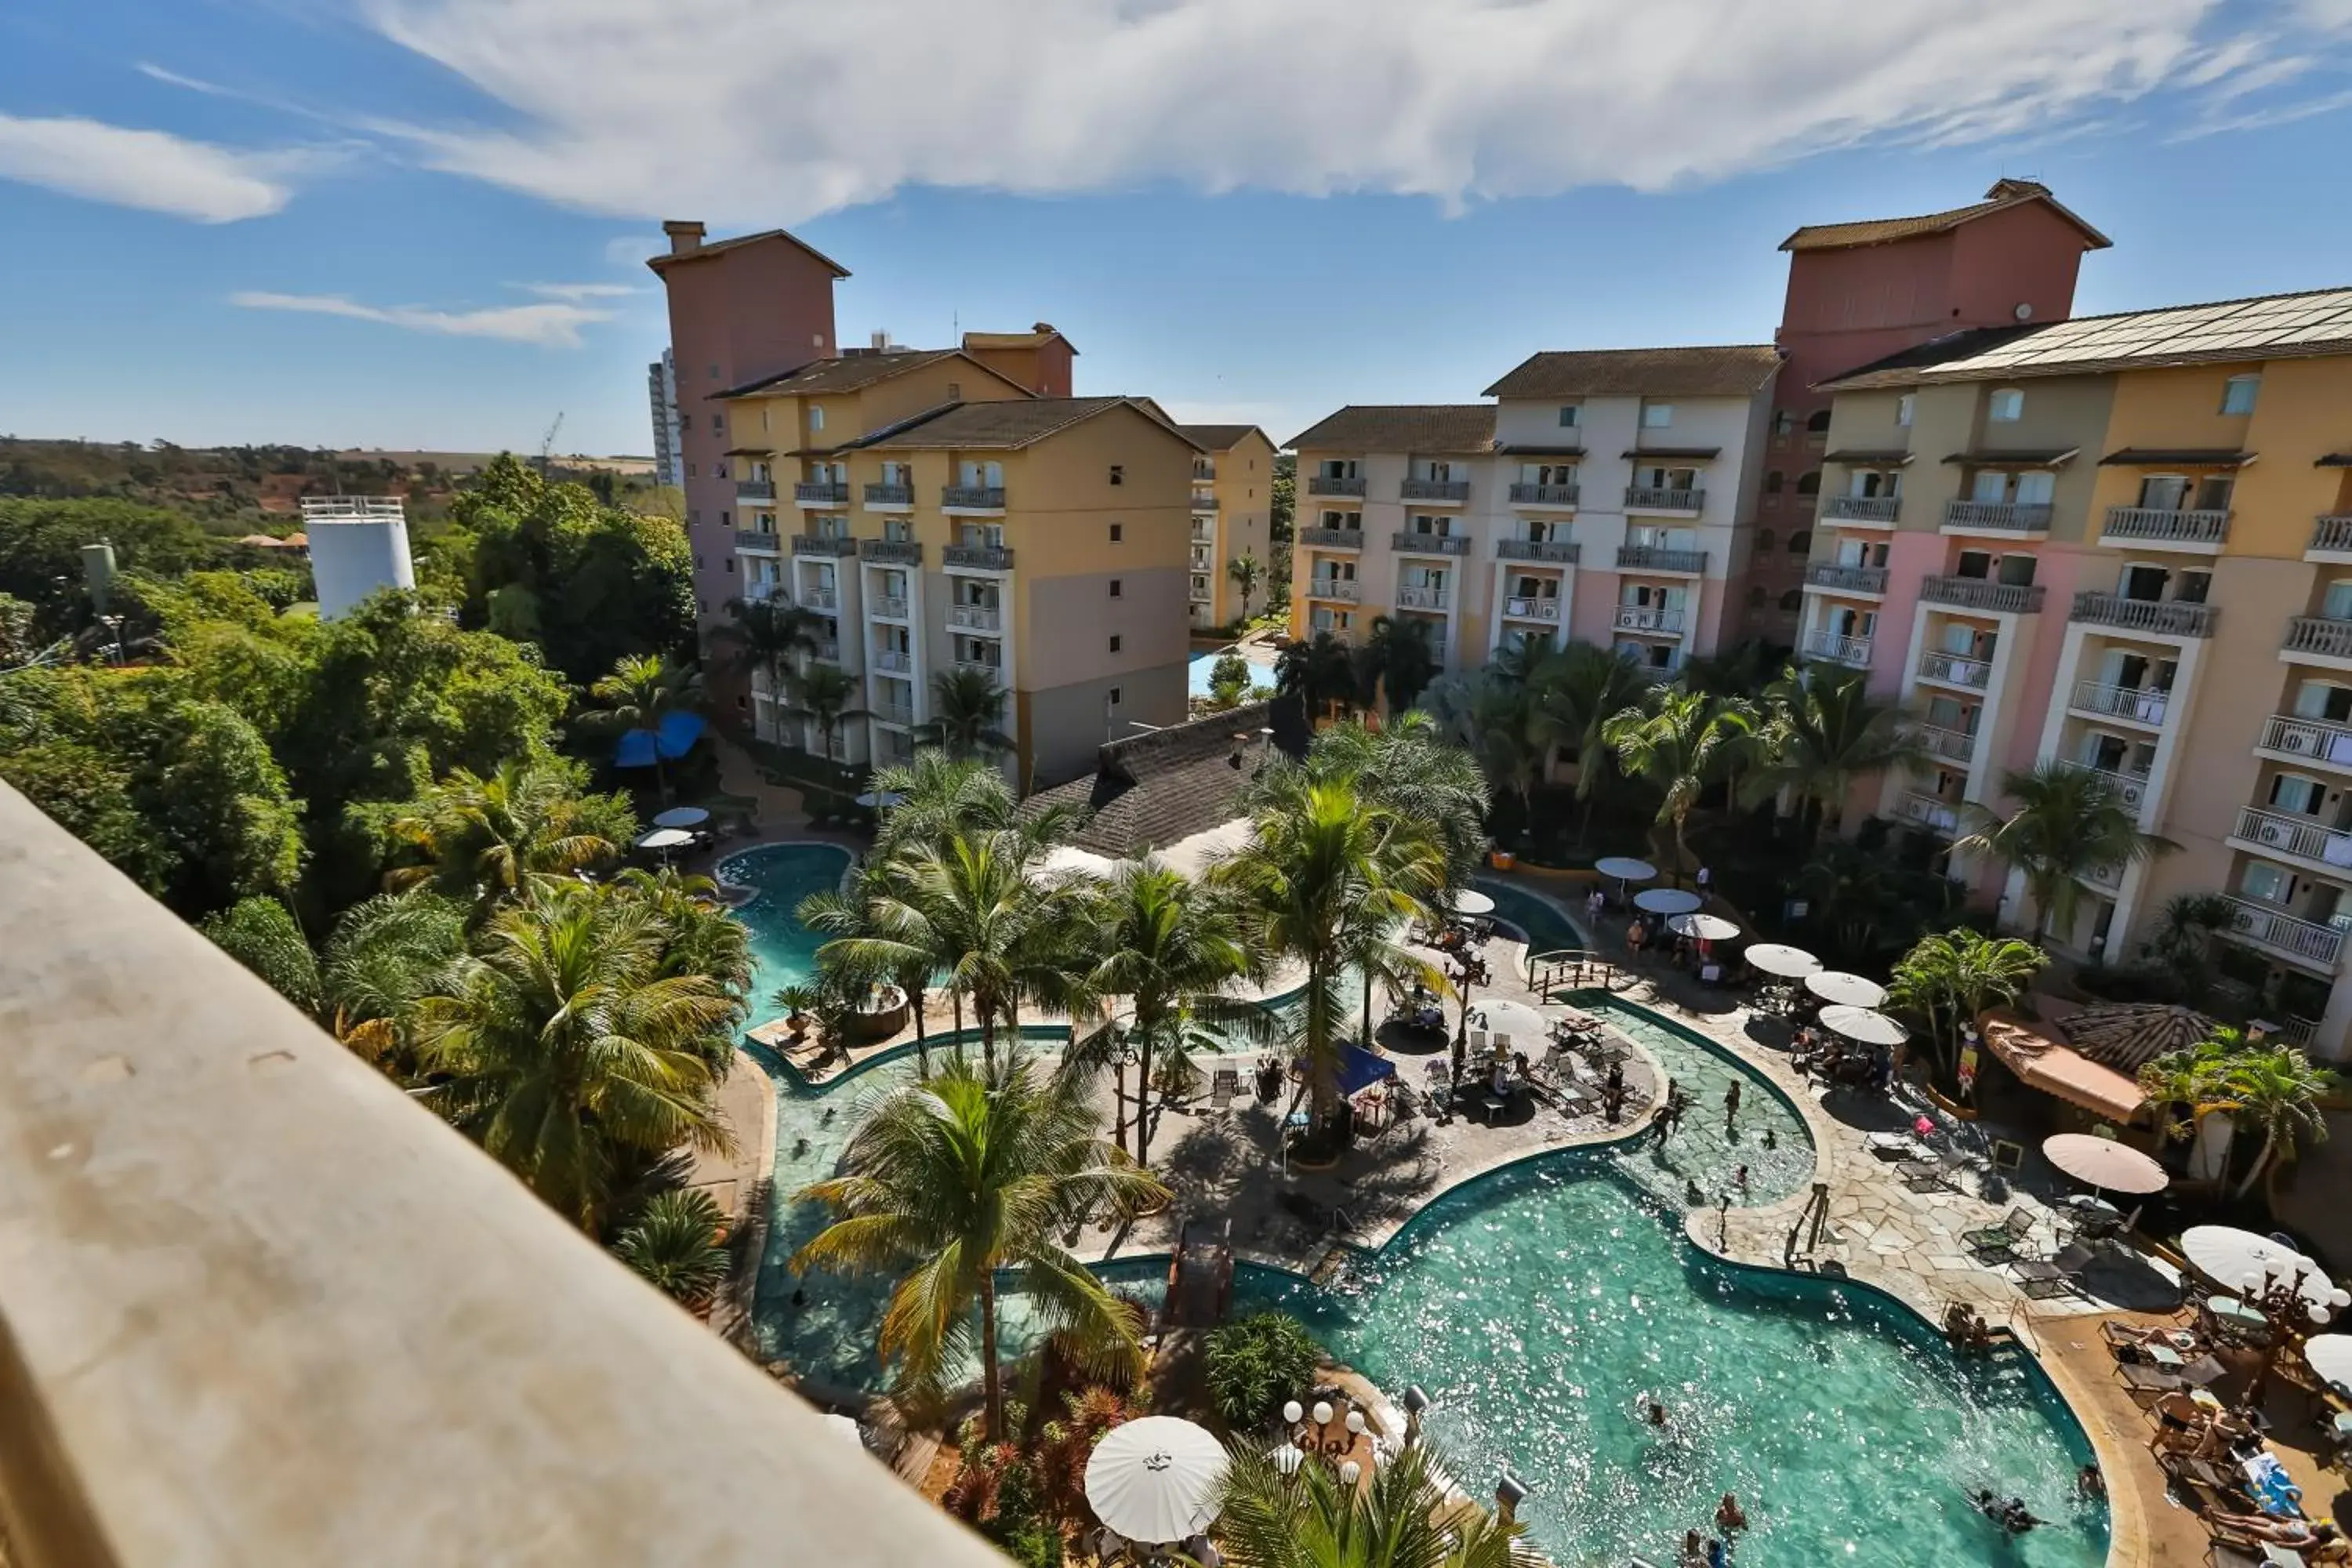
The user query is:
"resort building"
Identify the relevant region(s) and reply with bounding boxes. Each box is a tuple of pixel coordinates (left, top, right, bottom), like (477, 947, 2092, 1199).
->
(1806, 285, 2352, 1055)
(1176, 425, 1277, 629)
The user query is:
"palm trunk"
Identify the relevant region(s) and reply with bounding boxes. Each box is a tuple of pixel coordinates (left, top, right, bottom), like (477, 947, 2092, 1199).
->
(1671, 808, 1691, 890)
(2235, 1127, 2278, 1200)
(909, 980, 929, 1077)
(1136, 1026, 1156, 1168)
(978, 1272, 1004, 1439)
(952, 990, 967, 1063)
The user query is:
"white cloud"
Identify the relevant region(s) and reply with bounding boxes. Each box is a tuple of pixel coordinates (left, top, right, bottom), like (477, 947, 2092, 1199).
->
(0, 113, 300, 222)
(517, 281, 640, 300)
(358, 0, 2352, 223)
(230, 290, 614, 346)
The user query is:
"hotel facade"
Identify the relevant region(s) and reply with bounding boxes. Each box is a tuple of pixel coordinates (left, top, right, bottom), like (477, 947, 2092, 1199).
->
(1178, 425, 1277, 629)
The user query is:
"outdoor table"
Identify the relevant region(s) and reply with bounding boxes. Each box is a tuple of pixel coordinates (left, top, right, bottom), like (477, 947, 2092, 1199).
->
(1481, 1096, 1508, 1125)
(2147, 1343, 2186, 1370)
(2210, 1295, 2271, 1330)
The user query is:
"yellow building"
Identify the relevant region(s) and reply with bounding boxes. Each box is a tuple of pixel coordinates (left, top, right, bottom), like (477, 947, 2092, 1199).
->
(1175, 426, 1277, 629)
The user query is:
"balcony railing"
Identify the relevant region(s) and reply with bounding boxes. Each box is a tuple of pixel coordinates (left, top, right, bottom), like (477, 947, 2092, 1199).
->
(1392, 532, 1471, 556)
(943, 543, 1014, 570)
(2223, 895, 2348, 970)
(736, 478, 778, 501)
(1308, 474, 1367, 497)
(1917, 650, 1991, 688)
(1298, 526, 1364, 549)
(871, 648, 913, 673)
(942, 485, 1007, 510)
(1624, 486, 1704, 512)
(795, 481, 849, 505)
(1305, 579, 1360, 602)
(2102, 506, 2230, 546)
(1191, 493, 1220, 512)
(1800, 630, 1870, 666)
(953, 659, 1006, 680)
(810, 640, 841, 662)
(791, 533, 858, 557)
(1921, 575, 2045, 614)
(1900, 792, 1962, 835)
(1943, 499, 2053, 532)
(1400, 477, 1471, 502)
(1804, 562, 1889, 594)
(869, 594, 909, 619)
(1496, 537, 1580, 563)
(802, 585, 838, 610)
(873, 700, 915, 727)
(1191, 522, 1214, 543)
(2285, 616, 2352, 662)
(1918, 724, 1976, 763)
(2311, 516, 2352, 555)
(862, 482, 913, 507)
(1501, 596, 1561, 622)
(734, 528, 784, 554)
(1396, 585, 1452, 610)
(2070, 593, 2217, 637)
(1821, 495, 1901, 524)
(1189, 582, 1213, 603)
(2071, 681, 2171, 726)
(1613, 606, 1686, 636)
(1508, 482, 1581, 506)
(2259, 713, 2352, 769)
(2060, 762, 2150, 812)
(949, 603, 1003, 632)
(2234, 806, 2352, 871)
(1616, 545, 1708, 574)
(858, 537, 923, 565)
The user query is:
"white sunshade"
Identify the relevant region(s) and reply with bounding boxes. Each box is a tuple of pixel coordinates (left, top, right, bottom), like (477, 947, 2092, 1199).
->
(852, 791, 907, 810)
(1820, 1004, 1906, 1046)
(1634, 887, 1703, 916)
(1746, 943, 1821, 978)
(1450, 888, 1497, 916)
(1667, 913, 1738, 941)
(2042, 1133, 2169, 1196)
(1805, 971, 1888, 1008)
(2304, 1334, 2352, 1392)
(1469, 998, 1549, 1044)
(637, 827, 695, 851)
(1594, 857, 1657, 882)
(2180, 1225, 2345, 1310)
(1084, 1416, 1227, 1544)
(651, 805, 711, 829)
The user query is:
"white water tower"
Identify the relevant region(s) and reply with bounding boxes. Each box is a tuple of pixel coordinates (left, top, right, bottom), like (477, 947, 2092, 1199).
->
(302, 496, 415, 619)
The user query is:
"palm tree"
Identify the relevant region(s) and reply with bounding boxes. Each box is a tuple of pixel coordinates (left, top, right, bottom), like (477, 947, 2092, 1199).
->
(791, 1055, 1166, 1437)
(1887, 927, 2047, 1084)
(2212, 1044, 2336, 1201)
(1603, 687, 1749, 885)
(319, 890, 469, 1071)
(387, 759, 629, 912)
(1354, 614, 1440, 715)
(888, 829, 1089, 1068)
(1954, 760, 2173, 946)
(1226, 551, 1265, 618)
(868, 750, 1027, 859)
(610, 866, 753, 1067)
(614, 1188, 731, 1306)
(785, 661, 867, 764)
(914, 666, 1014, 760)
(1745, 666, 1926, 848)
(2139, 892, 2238, 1005)
(1307, 712, 1493, 893)
(1213, 1438, 1535, 1568)
(1274, 632, 1359, 721)
(1527, 642, 1649, 847)
(413, 884, 736, 1228)
(801, 857, 939, 1075)
(1797, 840, 1948, 964)
(713, 594, 821, 717)
(2140, 1031, 2243, 1161)
(586, 652, 702, 803)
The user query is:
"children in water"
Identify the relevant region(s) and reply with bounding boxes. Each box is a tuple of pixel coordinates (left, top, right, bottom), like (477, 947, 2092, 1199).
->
(1972, 1488, 2043, 1534)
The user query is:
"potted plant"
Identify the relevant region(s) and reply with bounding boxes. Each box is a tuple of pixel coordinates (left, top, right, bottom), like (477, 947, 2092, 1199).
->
(772, 983, 818, 1041)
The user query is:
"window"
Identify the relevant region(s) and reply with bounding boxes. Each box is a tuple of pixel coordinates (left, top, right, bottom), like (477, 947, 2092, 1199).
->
(1110, 579, 1123, 598)
(1773, 409, 1794, 436)
(1756, 528, 1776, 551)
(2222, 375, 2261, 416)
(690, 509, 700, 524)
(808, 407, 825, 432)
(720, 510, 731, 527)
(708, 363, 719, 379)
(1806, 409, 1831, 434)
(1109, 522, 1123, 542)
(1109, 637, 1122, 652)
(1795, 472, 1820, 496)
(686, 462, 697, 478)
(1896, 394, 1915, 427)
(1746, 585, 1766, 608)
(724, 558, 735, 573)
(1642, 403, 1675, 429)
(1558, 405, 1581, 428)
(1764, 471, 1784, 495)
(1780, 590, 1802, 611)
(713, 415, 725, 436)
(1109, 465, 1124, 485)
(1787, 531, 1810, 554)
(1109, 687, 1123, 705)
(737, 695, 749, 711)
(1987, 389, 2024, 422)
(717, 462, 730, 481)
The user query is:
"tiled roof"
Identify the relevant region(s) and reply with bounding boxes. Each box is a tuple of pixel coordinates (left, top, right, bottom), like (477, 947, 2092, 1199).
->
(1287, 405, 1496, 454)
(713, 349, 982, 401)
(855, 397, 1199, 451)
(1482, 345, 1780, 400)
(1024, 700, 1306, 856)
(644, 227, 852, 278)
(1823, 285, 2352, 390)
(1780, 180, 2111, 254)
(1177, 424, 1266, 452)
(2098, 448, 2254, 467)
(963, 325, 1076, 354)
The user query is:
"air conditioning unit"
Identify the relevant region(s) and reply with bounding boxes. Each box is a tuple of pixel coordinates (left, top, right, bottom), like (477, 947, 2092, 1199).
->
(2258, 818, 2295, 848)
(2283, 728, 2317, 754)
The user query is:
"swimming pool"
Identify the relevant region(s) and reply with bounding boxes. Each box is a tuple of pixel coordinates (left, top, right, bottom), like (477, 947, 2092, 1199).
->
(717, 842, 854, 1026)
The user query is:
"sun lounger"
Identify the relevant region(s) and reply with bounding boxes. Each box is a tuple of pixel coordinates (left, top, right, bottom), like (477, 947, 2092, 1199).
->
(1897, 1158, 1956, 1192)
(1210, 1069, 1239, 1114)
(2116, 1363, 2187, 1398)
(1864, 1131, 1917, 1161)
(2011, 1257, 2081, 1301)
(1964, 1207, 2035, 1258)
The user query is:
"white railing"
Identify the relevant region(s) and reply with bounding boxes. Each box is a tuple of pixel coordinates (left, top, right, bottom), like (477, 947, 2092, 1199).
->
(949, 604, 1002, 632)
(1298, 527, 1364, 548)
(1821, 495, 1901, 524)
(873, 701, 915, 727)
(2070, 681, 2170, 725)
(870, 595, 909, 620)
(1308, 474, 1367, 496)
(300, 495, 407, 521)
(803, 586, 838, 610)
(872, 648, 912, 673)
(2102, 506, 2230, 546)
(1508, 483, 1581, 506)
(2310, 516, 2352, 555)
(1624, 486, 1704, 512)
(1801, 630, 1870, 666)
(1921, 575, 2045, 613)
(1392, 532, 1472, 556)
(2222, 895, 2348, 969)
(1614, 606, 1686, 635)
(2234, 806, 2352, 870)
(1900, 793, 1962, 834)
(2060, 762, 2149, 811)
(1396, 585, 1452, 610)
(1918, 724, 1976, 762)
(1501, 596, 1561, 621)
(1805, 562, 1889, 593)
(1917, 650, 1991, 688)
(1943, 499, 2053, 532)
(1306, 579, 1360, 602)
(2071, 593, 2218, 637)
(953, 659, 1005, 679)
(1400, 478, 1471, 502)
(2285, 616, 2352, 661)
(2259, 713, 2352, 768)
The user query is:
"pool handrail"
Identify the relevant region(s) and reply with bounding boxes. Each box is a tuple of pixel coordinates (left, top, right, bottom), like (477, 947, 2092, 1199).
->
(1525, 948, 1637, 995)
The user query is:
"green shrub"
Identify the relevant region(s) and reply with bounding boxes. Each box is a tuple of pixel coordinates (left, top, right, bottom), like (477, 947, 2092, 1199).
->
(1203, 1310, 1323, 1429)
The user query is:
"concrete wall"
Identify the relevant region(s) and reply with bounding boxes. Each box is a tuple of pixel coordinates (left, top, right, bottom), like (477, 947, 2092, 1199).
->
(1021, 662, 1186, 789)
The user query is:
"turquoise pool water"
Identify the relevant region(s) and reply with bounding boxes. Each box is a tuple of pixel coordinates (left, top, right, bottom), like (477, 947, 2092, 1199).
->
(718, 842, 854, 1026)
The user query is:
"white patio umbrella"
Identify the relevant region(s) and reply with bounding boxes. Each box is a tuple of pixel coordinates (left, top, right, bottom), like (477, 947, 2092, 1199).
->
(636, 826, 695, 853)
(651, 805, 710, 829)
(1450, 888, 1497, 916)
(1594, 856, 1656, 883)
(2303, 1333, 2352, 1392)
(2180, 1225, 2349, 1312)
(1469, 998, 1549, 1046)
(1634, 887, 1703, 916)
(853, 790, 907, 810)
(1085, 1416, 1227, 1544)
(1805, 971, 1888, 1008)
(2042, 1134, 2169, 1197)
(1745, 943, 1821, 978)
(1667, 913, 1739, 941)
(1820, 1004, 1906, 1046)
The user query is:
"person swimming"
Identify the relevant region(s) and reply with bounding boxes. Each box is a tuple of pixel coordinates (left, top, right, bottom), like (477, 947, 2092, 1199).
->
(1715, 1492, 1748, 1532)
(1645, 1398, 1670, 1428)
(1972, 1489, 2041, 1534)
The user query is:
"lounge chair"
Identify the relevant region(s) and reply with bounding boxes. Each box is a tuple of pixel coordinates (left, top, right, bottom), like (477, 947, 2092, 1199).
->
(2010, 1256, 2082, 1301)
(1864, 1131, 1917, 1162)
(1897, 1157, 1958, 1192)
(1963, 1208, 2036, 1260)
(2115, 1363, 2187, 1399)
(1210, 1069, 1240, 1115)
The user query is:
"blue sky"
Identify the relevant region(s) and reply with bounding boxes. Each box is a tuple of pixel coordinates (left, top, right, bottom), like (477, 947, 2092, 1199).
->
(5, 0, 2352, 457)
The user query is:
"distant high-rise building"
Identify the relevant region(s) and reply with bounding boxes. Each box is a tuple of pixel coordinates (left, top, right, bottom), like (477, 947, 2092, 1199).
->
(648, 349, 684, 488)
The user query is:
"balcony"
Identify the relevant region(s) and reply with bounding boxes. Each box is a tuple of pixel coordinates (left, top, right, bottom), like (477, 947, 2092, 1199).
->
(1921, 575, 2045, 614)
(1396, 585, 1452, 611)
(2060, 762, 2151, 813)
(736, 478, 778, 502)
(1501, 596, 1561, 622)
(1918, 724, 1976, 763)
(1191, 521, 1214, 543)
(734, 528, 784, 555)
(942, 543, 1014, 571)
(942, 485, 1007, 512)
(795, 481, 849, 506)
(1189, 582, 1213, 604)
(1800, 630, 1871, 667)
(1942, 499, 2053, 534)
(1616, 545, 1708, 575)
(810, 639, 842, 662)
(1821, 495, 1902, 525)
(2222, 895, 2348, 971)
(873, 699, 915, 728)
(2101, 506, 2230, 550)
(1305, 579, 1360, 603)
(790, 533, 858, 558)
(1392, 532, 1471, 557)
(2231, 806, 2352, 877)
(869, 594, 909, 620)
(1508, 482, 1581, 507)
(1400, 477, 1471, 503)
(1299, 527, 1365, 551)
(871, 648, 913, 674)
(1496, 537, 1579, 563)
(2070, 681, 2171, 727)
(1805, 562, 1889, 594)
(953, 658, 1006, 680)
(1917, 650, 1991, 689)
(1624, 486, 1704, 513)
(1308, 474, 1367, 497)
(2070, 593, 2217, 638)
(949, 603, 1004, 633)
(802, 585, 838, 611)
(1191, 493, 1220, 513)
(2310, 516, 2352, 559)
(2258, 713, 2352, 772)
(1900, 792, 1962, 836)
(2285, 616, 2352, 663)
(1613, 606, 1686, 637)
(862, 481, 914, 508)
(858, 537, 923, 566)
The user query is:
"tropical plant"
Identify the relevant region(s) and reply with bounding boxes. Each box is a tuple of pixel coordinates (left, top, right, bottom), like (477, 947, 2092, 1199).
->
(1203, 1310, 1325, 1429)
(2136, 892, 2239, 1006)
(1794, 838, 1951, 964)
(318, 891, 470, 1069)
(412, 884, 736, 1228)
(2139, 1030, 2245, 1156)
(1887, 927, 2047, 1084)
(613, 1187, 732, 1306)
(1744, 666, 1926, 848)
(2210, 1044, 2337, 1200)
(1274, 632, 1359, 720)
(1953, 761, 2173, 946)
(1207, 651, 1253, 711)
(198, 895, 321, 1011)
(585, 652, 702, 802)
(1307, 713, 1492, 895)
(1354, 614, 1440, 715)
(791, 1054, 1165, 1437)
(784, 660, 867, 763)
(1227, 551, 1265, 618)
(1527, 642, 1651, 847)
(801, 857, 938, 1073)
(916, 666, 1015, 760)
(867, 750, 1026, 859)
(1603, 687, 1750, 885)
(1213, 1437, 1536, 1568)
(713, 593, 822, 710)
(384, 757, 630, 913)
